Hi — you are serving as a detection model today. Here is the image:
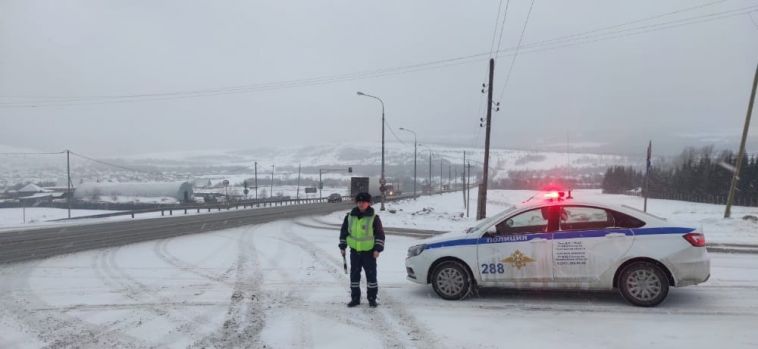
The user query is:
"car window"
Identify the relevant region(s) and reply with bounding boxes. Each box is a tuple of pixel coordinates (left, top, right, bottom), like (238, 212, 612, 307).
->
(609, 210, 646, 228)
(489, 208, 549, 235)
(558, 206, 615, 231)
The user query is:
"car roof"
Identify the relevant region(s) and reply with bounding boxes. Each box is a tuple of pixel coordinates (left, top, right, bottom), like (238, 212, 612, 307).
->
(509, 198, 668, 224)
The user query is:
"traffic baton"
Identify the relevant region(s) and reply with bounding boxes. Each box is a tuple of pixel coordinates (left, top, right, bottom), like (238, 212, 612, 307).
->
(342, 254, 348, 274)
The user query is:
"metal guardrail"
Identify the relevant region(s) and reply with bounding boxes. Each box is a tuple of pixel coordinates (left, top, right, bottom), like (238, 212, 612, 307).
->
(49, 196, 353, 221)
(47, 189, 464, 223)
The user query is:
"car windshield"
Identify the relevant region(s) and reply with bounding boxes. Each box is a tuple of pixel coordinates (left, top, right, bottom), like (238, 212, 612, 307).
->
(465, 206, 517, 234)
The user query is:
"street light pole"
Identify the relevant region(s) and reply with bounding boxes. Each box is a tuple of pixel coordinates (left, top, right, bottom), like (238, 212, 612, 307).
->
(66, 149, 71, 219)
(420, 143, 434, 195)
(357, 91, 386, 211)
(399, 127, 417, 198)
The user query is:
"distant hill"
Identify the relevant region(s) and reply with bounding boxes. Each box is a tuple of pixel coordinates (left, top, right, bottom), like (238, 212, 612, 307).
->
(1, 143, 641, 187)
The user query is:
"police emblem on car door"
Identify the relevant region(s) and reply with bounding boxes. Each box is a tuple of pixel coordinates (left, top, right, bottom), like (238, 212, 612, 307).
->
(477, 207, 556, 284)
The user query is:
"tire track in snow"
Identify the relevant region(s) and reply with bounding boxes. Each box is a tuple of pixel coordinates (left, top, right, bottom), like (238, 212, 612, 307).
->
(152, 235, 236, 286)
(190, 226, 266, 348)
(94, 246, 221, 346)
(279, 221, 438, 349)
(0, 259, 145, 349)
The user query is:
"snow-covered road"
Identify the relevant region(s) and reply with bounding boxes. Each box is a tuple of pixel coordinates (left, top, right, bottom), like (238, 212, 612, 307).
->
(0, 215, 756, 349)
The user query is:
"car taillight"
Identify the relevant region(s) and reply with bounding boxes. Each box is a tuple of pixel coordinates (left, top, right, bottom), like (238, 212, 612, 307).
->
(683, 232, 706, 247)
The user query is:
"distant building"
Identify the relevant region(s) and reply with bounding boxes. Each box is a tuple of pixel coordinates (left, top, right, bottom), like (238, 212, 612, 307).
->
(73, 181, 194, 204)
(17, 183, 50, 196)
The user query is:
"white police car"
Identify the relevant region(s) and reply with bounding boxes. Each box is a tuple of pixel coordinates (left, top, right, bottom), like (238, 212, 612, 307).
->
(405, 191, 710, 307)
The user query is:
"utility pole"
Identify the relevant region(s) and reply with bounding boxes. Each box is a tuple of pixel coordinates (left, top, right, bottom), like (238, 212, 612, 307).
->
(413, 140, 417, 197)
(644, 141, 652, 212)
(66, 149, 71, 219)
(428, 151, 432, 194)
(254, 162, 258, 201)
(448, 163, 451, 187)
(467, 162, 472, 218)
(477, 58, 495, 220)
(270, 164, 274, 199)
(296, 163, 301, 200)
(725, 63, 757, 218)
(462, 151, 466, 208)
(399, 127, 417, 198)
(440, 159, 443, 191)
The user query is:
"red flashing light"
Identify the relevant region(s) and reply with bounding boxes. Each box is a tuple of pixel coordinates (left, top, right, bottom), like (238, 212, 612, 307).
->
(683, 232, 706, 247)
(544, 191, 565, 200)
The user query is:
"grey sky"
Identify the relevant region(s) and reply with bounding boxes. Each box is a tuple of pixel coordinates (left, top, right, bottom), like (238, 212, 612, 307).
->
(1, 0, 757, 157)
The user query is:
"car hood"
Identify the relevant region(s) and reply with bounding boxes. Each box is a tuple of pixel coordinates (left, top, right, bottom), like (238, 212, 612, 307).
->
(417, 229, 473, 245)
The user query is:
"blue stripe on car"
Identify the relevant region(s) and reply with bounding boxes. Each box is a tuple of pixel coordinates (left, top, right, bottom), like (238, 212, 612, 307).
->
(424, 227, 695, 250)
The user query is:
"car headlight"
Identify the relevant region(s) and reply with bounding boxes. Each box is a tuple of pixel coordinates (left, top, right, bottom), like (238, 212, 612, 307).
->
(407, 244, 426, 258)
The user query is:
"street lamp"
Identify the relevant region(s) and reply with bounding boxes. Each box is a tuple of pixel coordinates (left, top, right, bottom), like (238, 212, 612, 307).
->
(357, 91, 386, 211)
(399, 127, 417, 198)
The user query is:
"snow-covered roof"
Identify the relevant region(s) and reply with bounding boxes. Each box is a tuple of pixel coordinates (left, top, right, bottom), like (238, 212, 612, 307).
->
(18, 192, 54, 199)
(18, 184, 50, 193)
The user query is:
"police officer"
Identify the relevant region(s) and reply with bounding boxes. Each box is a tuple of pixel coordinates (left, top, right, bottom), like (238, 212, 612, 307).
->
(339, 192, 385, 308)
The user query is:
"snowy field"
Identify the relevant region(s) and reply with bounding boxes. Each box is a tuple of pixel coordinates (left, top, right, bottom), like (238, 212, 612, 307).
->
(0, 215, 756, 348)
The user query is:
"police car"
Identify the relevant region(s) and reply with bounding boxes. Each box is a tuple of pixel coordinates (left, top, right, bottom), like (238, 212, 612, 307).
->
(405, 191, 710, 307)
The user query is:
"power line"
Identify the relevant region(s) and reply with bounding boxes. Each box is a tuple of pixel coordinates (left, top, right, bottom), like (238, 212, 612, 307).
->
(384, 118, 409, 146)
(749, 11, 758, 30)
(488, 0, 505, 58)
(530, 0, 730, 47)
(510, 4, 758, 55)
(0, 151, 65, 155)
(494, 0, 512, 56)
(1, 3, 754, 108)
(3, 4, 751, 108)
(511, 5, 758, 60)
(497, 0, 536, 103)
(69, 151, 161, 175)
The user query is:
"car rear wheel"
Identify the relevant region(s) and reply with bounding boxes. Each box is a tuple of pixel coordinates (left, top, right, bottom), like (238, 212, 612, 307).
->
(431, 261, 472, 300)
(618, 261, 669, 307)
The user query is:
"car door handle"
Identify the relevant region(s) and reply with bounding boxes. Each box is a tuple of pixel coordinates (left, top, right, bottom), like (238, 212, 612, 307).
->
(530, 238, 547, 243)
(605, 233, 627, 238)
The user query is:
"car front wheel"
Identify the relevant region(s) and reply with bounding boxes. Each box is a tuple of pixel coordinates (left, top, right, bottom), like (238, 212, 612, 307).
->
(431, 261, 472, 300)
(618, 261, 670, 307)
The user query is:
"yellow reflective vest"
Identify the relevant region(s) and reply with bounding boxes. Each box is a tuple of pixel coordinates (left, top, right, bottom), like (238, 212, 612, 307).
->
(346, 213, 375, 251)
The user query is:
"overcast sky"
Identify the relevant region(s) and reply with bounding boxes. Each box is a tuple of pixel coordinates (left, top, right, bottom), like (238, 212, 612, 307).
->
(1, 0, 757, 157)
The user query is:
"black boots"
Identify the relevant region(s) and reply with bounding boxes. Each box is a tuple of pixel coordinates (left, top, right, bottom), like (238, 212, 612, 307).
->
(347, 299, 378, 307)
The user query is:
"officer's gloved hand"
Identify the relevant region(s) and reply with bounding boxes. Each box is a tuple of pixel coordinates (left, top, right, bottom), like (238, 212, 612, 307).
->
(373, 251, 380, 259)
